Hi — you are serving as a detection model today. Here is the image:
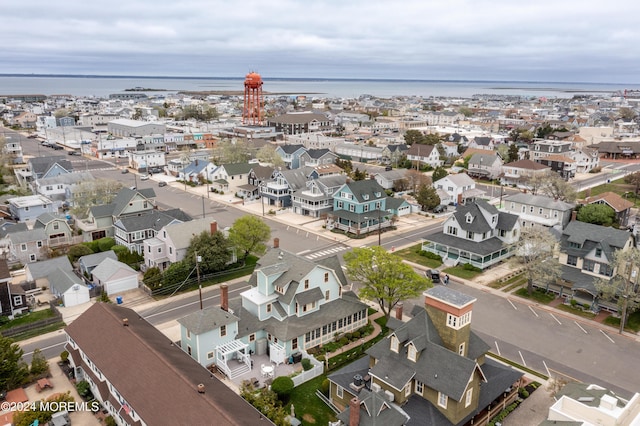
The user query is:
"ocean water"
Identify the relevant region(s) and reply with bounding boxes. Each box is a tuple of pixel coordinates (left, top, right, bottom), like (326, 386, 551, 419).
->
(0, 75, 638, 99)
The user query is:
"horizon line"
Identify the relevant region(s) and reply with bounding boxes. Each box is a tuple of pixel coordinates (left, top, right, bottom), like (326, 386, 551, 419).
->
(0, 73, 635, 87)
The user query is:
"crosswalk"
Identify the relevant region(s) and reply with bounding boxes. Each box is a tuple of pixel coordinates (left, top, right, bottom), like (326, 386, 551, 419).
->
(304, 245, 349, 260)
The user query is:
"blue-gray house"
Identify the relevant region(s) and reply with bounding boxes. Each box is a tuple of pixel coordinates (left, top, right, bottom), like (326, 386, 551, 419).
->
(275, 144, 307, 169)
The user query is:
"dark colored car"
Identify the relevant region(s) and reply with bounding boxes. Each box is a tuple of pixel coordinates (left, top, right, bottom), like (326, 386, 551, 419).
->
(432, 204, 447, 213)
(158, 181, 167, 187)
(426, 269, 441, 283)
(121, 169, 129, 174)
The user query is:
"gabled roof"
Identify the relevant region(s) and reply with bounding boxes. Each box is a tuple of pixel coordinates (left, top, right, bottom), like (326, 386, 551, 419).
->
(49, 267, 86, 294)
(111, 187, 156, 218)
(91, 257, 137, 282)
(220, 163, 253, 176)
(584, 191, 633, 212)
(163, 218, 216, 251)
(34, 212, 67, 227)
(0, 222, 28, 238)
(8, 228, 47, 245)
(407, 144, 435, 157)
(435, 173, 475, 187)
(29, 156, 73, 176)
(177, 306, 239, 335)
(561, 221, 631, 260)
(504, 193, 575, 211)
(37, 171, 95, 186)
(249, 165, 275, 180)
(65, 303, 273, 425)
(503, 159, 549, 170)
(26, 256, 73, 280)
(115, 209, 190, 233)
(305, 148, 333, 159)
(468, 153, 502, 166)
(78, 250, 118, 269)
(337, 388, 409, 426)
(276, 169, 309, 191)
(338, 179, 387, 203)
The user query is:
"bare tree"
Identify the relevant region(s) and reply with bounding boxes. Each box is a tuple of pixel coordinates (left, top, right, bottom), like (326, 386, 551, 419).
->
(511, 226, 561, 295)
(526, 171, 577, 202)
(70, 179, 124, 218)
(404, 169, 431, 193)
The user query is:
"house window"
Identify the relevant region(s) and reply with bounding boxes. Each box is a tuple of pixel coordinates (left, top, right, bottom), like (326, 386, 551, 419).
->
(187, 345, 192, 356)
(186, 329, 191, 339)
(207, 351, 214, 360)
(169, 247, 173, 254)
(220, 325, 226, 337)
(510, 202, 515, 209)
(465, 388, 473, 407)
(466, 214, 473, 223)
(292, 338, 298, 350)
(530, 206, 534, 213)
(390, 335, 399, 353)
(447, 226, 458, 236)
(539, 208, 543, 215)
(583, 259, 595, 272)
(29, 254, 36, 262)
(438, 392, 448, 408)
(567, 255, 578, 266)
(466, 231, 474, 239)
(324, 272, 329, 282)
(415, 381, 424, 395)
(521, 205, 526, 213)
(148, 246, 151, 253)
(249, 334, 255, 342)
(408, 344, 417, 362)
(337, 386, 343, 398)
(157, 247, 161, 253)
(459, 342, 465, 356)
(266, 303, 272, 313)
(304, 279, 309, 290)
(595, 248, 602, 258)
(405, 384, 411, 397)
(21, 243, 27, 251)
(13, 296, 22, 306)
(349, 204, 355, 212)
(37, 241, 43, 248)
(325, 290, 330, 301)
(53, 223, 59, 230)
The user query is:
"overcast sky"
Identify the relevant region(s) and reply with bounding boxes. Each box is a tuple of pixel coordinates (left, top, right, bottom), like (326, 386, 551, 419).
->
(2, 0, 639, 83)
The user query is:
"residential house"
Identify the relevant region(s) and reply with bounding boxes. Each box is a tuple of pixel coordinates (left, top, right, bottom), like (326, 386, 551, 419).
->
(334, 143, 384, 162)
(433, 173, 482, 206)
(65, 303, 275, 426)
(373, 170, 408, 191)
(291, 175, 348, 218)
(327, 180, 407, 236)
(78, 250, 118, 278)
(501, 193, 575, 229)
(114, 208, 192, 255)
(299, 148, 338, 168)
(12, 111, 37, 128)
(17, 156, 74, 186)
(49, 267, 90, 307)
(0, 222, 28, 258)
(440, 141, 460, 158)
(0, 259, 28, 317)
(129, 149, 166, 173)
(380, 144, 409, 166)
(260, 168, 309, 208)
(8, 228, 47, 264)
(78, 187, 157, 242)
(500, 159, 550, 187)
(238, 164, 274, 201)
(552, 221, 633, 312)
(178, 247, 368, 379)
(274, 144, 307, 169)
(91, 257, 139, 296)
(466, 153, 503, 180)
(545, 382, 640, 425)
(329, 286, 523, 426)
(209, 163, 254, 194)
(144, 219, 218, 271)
(33, 171, 95, 210)
(583, 191, 634, 228)
(267, 111, 333, 135)
(530, 139, 573, 161)
(406, 144, 442, 169)
(467, 136, 495, 151)
(572, 147, 600, 173)
(33, 213, 75, 248)
(421, 200, 520, 269)
(178, 159, 217, 184)
(7, 195, 55, 222)
(535, 154, 576, 180)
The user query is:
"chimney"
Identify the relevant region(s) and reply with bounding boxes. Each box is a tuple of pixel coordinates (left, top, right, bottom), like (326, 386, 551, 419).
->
(197, 383, 205, 394)
(210, 221, 217, 234)
(457, 193, 463, 205)
(571, 210, 577, 222)
(395, 302, 403, 320)
(122, 318, 129, 327)
(220, 284, 229, 312)
(349, 396, 360, 426)
(273, 238, 280, 249)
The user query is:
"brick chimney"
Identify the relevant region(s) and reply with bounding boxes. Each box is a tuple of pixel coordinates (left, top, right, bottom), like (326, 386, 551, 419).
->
(349, 396, 360, 426)
(273, 238, 279, 249)
(457, 193, 463, 205)
(395, 302, 403, 320)
(220, 284, 228, 312)
(571, 210, 577, 222)
(210, 221, 218, 234)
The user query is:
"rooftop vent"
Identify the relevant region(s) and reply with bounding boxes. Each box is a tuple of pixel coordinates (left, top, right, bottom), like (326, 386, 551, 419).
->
(122, 318, 129, 327)
(197, 383, 205, 394)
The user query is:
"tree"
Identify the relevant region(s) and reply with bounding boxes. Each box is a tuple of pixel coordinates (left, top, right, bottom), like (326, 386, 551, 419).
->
(596, 248, 640, 334)
(415, 184, 440, 211)
(30, 348, 49, 377)
(344, 246, 431, 319)
(143, 267, 163, 291)
(256, 145, 285, 168)
(352, 168, 367, 181)
(624, 171, 640, 195)
(404, 169, 431, 193)
(67, 244, 94, 263)
(12, 391, 76, 426)
(618, 107, 637, 121)
(432, 166, 448, 182)
(526, 171, 577, 202)
(70, 179, 124, 218)
(507, 143, 520, 163)
(270, 376, 294, 403)
(0, 335, 29, 392)
(458, 106, 473, 117)
(213, 138, 250, 164)
(422, 133, 441, 145)
(403, 129, 425, 145)
(511, 226, 561, 295)
(185, 231, 232, 274)
(576, 204, 616, 227)
(335, 158, 353, 175)
(228, 215, 271, 264)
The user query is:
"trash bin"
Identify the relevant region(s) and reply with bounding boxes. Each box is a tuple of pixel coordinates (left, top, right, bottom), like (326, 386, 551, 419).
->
(116, 296, 123, 304)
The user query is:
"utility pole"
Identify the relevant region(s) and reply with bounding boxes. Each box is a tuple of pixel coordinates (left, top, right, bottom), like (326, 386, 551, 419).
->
(196, 251, 202, 310)
(620, 264, 637, 334)
(202, 195, 205, 218)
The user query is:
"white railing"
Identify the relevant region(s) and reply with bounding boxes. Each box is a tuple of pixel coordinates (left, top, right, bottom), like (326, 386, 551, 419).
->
(292, 352, 324, 387)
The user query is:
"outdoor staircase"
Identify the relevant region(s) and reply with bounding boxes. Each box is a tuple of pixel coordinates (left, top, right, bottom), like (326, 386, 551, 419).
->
(228, 363, 251, 380)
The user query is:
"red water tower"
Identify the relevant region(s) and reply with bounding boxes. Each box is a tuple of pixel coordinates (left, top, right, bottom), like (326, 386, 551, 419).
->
(243, 72, 263, 125)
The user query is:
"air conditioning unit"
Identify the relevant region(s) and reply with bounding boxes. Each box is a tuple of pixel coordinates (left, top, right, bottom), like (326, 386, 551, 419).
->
(384, 390, 394, 402)
(371, 383, 381, 393)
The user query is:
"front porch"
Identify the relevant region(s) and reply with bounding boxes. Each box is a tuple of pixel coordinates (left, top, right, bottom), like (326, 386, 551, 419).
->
(326, 210, 392, 236)
(421, 237, 515, 270)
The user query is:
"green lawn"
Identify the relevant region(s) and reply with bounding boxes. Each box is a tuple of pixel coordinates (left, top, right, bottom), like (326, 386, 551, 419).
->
(393, 244, 442, 268)
(513, 288, 556, 304)
(603, 311, 640, 333)
(443, 265, 482, 280)
(578, 180, 640, 207)
(0, 308, 58, 331)
(8, 322, 66, 341)
(555, 304, 597, 319)
(286, 375, 337, 426)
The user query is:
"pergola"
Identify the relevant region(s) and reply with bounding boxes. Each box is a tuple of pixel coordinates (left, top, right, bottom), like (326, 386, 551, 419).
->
(215, 340, 250, 379)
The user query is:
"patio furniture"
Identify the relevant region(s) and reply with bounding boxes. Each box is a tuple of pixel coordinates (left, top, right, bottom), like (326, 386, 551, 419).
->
(261, 364, 274, 378)
(36, 378, 53, 392)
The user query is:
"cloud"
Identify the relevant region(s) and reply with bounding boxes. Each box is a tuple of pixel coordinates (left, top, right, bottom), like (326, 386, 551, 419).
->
(1, 0, 639, 83)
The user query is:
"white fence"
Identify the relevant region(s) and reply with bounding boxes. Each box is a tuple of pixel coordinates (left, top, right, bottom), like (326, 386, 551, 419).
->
(292, 352, 324, 387)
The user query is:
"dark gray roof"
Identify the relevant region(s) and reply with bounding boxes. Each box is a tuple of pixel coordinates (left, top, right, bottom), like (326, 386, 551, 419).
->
(560, 265, 600, 295)
(8, 228, 47, 245)
(317, 255, 349, 287)
(111, 187, 156, 218)
(504, 193, 575, 211)
(425, 286, 476, 309)
(30, 156, 73, 176)
(221, 163, 253, 176)
(305, 148, 331, 159)
(295, 287, 324, 305)
(34, 212, 67, 228)
(49, 267, 86, 294)
(339, 179, 387, 204)
(177, 307, 239, 334)
(114, 209, 191, 233)
(89, 203, 116, 218)
(496, 211, 519, 231)
(0, 222, 27, 238)
(78, 250, 118, 269)
(425, 232, 508, 256)
(278, 144, 306, 154)
(560, 221, 631, 262)
(336, 388, 409, 426)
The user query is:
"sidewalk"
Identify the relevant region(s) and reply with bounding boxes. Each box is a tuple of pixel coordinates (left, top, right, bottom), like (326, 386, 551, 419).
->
(325, 309, 385, 359)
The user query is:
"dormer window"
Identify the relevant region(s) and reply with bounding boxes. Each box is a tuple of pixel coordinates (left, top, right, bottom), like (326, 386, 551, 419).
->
(408, 344, 417, 362)
(363, 194, 369, 200)
(390, 335, 399, 353)
(465, 214, 473, 223)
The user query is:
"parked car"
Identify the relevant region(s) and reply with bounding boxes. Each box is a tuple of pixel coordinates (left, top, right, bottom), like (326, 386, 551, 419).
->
(121, 168, 129, 174)
(140, 174, 150, 181)
(425, 269, 441, 283)
(67, 151, 81, 156)
(158, 181, 167, 187)
(432, 204, 447, 213)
